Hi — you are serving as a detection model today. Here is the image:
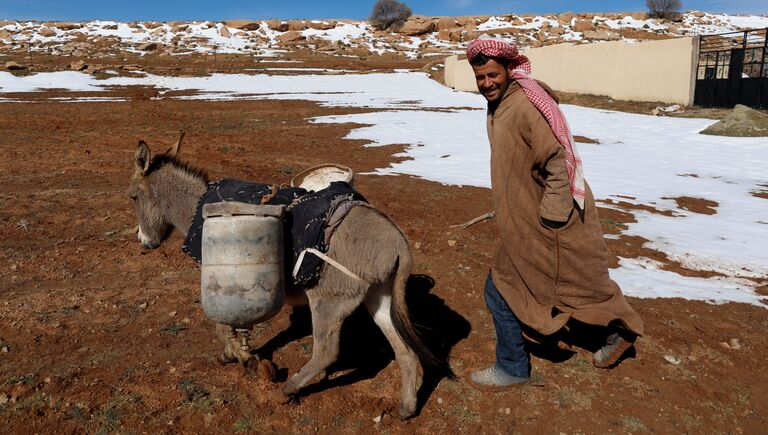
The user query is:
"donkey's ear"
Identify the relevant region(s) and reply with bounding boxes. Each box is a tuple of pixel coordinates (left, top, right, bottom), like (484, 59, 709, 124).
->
(135, 140, 151, 174)
(169, 131, 185, 157)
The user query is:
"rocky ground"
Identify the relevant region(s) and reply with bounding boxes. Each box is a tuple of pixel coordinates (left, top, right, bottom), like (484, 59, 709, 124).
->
(1, 16, 767, 433)
(2, 10, 767, 71)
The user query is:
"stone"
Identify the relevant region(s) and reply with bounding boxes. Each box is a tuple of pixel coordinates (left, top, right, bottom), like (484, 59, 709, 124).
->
(572, 19, 594, 32)
(652, 104, 682, 116)
(557, 12, 574, 23)
(485, 27, 526, 36)
(464, 30, 480, 41)
(436, 17, 457, 31)
(144, 21, 164, 29)
(436, 28, 463, 42)
(308, 21, 336, 30)
(550, 26, 565, 35)
(277, 31, 304, 43)
(102, 24, 118, 30)
(70, 60, 87, 71)
(39, 27, 57, 37)
(456, 16, 477, 29)
(287, 21, 308, 31)
(398, 15, 437, 36)
(437, 29, 452, 41)
(137, 41, 160, 51)
(0, 30, 12, 42)
(665, 23, 681, 34)
(583, 30, 619, 41)
(171, 23, 189, 32)
(266, 19, 289, 32)
(55, 22, 82, 30)
(5, 61, 26, 70)
(224, 20, 262, 31)
(691, 11, 706, 18)
(629, 12, 649, 20)
(700, 105, 768, 137)
(218, 25, 232, 38)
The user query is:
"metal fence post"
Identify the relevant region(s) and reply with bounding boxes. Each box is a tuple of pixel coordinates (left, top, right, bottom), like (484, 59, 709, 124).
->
(758, 28, 768, 108)
(735, 30, 748, 104)
(713, 50, 720, 106)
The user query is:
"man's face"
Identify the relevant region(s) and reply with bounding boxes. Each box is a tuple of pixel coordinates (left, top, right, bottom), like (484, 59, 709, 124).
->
(472, 59, 512, 103)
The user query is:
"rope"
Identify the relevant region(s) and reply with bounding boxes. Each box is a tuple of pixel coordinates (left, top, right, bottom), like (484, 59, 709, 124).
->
(292, 248, 369, 285)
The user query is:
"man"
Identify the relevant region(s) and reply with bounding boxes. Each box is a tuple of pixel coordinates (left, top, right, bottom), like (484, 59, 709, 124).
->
(466, 37, 644, 390)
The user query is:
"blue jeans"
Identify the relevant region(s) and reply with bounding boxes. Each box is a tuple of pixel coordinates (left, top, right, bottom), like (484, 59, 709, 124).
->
(483, 272, 530, 378)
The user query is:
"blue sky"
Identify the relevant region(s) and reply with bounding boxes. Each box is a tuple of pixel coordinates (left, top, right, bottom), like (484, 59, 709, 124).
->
(0, 0, 765, 21)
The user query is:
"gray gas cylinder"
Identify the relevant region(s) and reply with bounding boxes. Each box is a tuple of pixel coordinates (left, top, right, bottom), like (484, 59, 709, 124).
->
(201, 202, 286, 329)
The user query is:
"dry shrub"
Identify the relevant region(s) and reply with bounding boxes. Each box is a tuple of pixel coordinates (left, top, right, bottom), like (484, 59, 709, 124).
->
(646, 0, 683, 20)
(369, 0, 412, 31)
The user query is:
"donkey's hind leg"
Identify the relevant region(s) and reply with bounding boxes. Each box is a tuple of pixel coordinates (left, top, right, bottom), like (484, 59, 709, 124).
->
(364, 282, 421, 419)
(282, 286, 366, 397)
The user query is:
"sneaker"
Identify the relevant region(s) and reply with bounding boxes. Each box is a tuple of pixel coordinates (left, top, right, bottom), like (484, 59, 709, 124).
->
(593, 332, 636, 368)
(469, 364, 529, 392)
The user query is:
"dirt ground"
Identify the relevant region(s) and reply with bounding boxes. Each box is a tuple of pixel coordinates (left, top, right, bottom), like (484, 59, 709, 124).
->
(1, 53, 767, 434)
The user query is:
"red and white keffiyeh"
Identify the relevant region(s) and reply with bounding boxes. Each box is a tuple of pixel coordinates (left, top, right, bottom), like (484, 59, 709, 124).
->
(467, 37, 586, 210)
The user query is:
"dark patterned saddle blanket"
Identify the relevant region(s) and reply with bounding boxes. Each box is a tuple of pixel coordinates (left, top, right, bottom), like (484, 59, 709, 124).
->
(182, 178, 367, 286)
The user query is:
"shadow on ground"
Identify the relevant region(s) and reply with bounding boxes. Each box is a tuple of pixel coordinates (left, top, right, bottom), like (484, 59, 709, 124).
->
(252, 274, 471, 415)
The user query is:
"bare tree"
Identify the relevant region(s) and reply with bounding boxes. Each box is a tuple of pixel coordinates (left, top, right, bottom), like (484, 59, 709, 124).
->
(369, 0, 412, 31)
(646, 0, 683, 20)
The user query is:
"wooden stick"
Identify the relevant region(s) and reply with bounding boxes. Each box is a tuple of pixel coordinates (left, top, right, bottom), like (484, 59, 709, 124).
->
(450, 211, 495, 229)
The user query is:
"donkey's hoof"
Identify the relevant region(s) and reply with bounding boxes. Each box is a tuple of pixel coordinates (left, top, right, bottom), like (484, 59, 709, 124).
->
(256, 359, 278, 382)
(243, 356, 259, 373)
(398, 403, 417, 420)
(278, 389, 298, 405)
(282, 377, 301, 398)
(217, 352, 237, 366)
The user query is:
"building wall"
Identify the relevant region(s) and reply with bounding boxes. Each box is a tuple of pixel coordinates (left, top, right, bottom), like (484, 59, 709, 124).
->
(446, 37, 698, 106)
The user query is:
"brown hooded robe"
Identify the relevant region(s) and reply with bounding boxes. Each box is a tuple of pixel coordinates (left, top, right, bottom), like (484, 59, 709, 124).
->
(487, 81, 644, 337)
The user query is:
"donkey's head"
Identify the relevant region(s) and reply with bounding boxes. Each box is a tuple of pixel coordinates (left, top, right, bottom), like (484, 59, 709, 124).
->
(127, 132, 207, 249)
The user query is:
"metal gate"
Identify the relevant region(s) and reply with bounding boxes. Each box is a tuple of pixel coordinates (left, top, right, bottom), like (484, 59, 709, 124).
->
(694, 28, 768, 108)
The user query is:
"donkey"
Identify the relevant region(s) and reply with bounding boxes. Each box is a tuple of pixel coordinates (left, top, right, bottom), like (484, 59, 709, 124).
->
(127, 134, 440, 419)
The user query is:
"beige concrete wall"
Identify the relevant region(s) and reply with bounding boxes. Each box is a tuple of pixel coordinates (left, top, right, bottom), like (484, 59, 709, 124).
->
(445, 37, 698, 106)
(444, 54, 457, 89)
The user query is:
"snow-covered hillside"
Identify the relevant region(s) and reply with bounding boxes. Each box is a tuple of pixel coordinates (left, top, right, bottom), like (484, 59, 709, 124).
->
(1, 11, 767, 60)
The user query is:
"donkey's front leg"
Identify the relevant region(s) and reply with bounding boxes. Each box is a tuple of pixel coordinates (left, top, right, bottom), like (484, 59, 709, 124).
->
(215, 323, 255, 366)
(215, 323, 278, 380)
(283, 289, 364, 397)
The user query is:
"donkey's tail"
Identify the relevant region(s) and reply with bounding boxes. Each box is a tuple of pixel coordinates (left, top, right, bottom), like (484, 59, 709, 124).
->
(391, 248, 454, 379)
